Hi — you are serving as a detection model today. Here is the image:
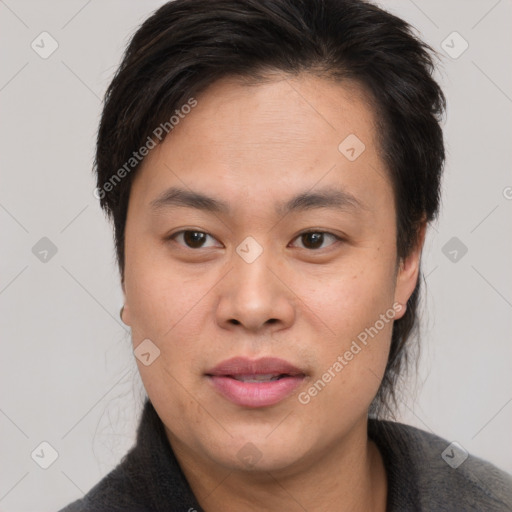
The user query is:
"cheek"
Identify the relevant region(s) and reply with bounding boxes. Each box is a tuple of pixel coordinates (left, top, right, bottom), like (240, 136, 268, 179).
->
(295, 251, 396, 401)
(124, 239, 207, 338)
(301, 253, 397, 342)
(298, 280, 395, 433)
(124, 249, 216, 403)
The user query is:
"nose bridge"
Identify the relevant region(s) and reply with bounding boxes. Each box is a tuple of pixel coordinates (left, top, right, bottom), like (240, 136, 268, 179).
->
(215, 236, 294, 332)
(232, 236, 278, 304)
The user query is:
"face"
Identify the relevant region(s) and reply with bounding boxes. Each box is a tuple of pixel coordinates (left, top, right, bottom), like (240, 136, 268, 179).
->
(122, 73, 422, 475)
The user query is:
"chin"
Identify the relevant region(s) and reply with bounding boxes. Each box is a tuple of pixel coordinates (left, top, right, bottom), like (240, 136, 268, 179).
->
(202, 422, 313, 474)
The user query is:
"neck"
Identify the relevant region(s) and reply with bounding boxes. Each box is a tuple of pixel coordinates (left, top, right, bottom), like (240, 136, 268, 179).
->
(167, 416, 387, 512)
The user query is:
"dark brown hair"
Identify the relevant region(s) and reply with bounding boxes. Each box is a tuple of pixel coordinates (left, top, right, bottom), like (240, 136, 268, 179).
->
(94, 0, 445, 417)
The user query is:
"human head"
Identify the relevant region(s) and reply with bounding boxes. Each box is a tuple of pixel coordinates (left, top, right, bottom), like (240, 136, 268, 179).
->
(95, 0, 444, 419)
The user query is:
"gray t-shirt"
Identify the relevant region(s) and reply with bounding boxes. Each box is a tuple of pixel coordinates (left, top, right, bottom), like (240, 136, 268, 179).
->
(59, 399, 512, 511)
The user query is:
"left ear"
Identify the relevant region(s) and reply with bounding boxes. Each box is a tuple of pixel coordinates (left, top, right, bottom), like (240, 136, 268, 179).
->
(393, 221, 427, 320)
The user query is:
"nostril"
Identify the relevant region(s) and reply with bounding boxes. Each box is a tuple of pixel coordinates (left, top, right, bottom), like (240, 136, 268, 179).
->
(228, 318, 277, 326)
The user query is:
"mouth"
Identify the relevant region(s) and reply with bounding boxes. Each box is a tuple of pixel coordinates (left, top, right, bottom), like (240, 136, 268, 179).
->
(205, 357, 306, 408)
(225, 373, 292, 382)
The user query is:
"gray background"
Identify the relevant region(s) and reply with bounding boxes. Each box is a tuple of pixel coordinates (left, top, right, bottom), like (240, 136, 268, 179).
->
(0, 0, 511, 510)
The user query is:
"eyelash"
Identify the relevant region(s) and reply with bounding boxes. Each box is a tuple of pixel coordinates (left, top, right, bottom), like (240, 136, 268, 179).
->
(166, 229, 343, 251)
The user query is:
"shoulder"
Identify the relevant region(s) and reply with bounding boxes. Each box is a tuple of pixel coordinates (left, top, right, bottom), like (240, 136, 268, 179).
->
(57, 456, 147, 511)
(57, 399, 203, 512)
(369, 418, 512, 511)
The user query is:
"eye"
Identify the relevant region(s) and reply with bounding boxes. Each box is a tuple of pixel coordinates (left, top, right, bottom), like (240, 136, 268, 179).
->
(290, 231, 341, 250)
(167, 229, 342, 251)
(169, 230, 221, 249)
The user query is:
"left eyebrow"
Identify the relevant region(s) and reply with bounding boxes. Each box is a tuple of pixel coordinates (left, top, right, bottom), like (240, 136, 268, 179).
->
(149, 185, 368, 215)
(276, 186, 368, 216)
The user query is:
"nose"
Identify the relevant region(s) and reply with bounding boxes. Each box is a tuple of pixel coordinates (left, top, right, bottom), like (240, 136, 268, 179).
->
(215, 245, 296, 334)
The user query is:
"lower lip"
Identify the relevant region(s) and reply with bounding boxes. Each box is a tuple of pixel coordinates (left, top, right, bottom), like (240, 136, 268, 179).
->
(207, 375, 304, 408)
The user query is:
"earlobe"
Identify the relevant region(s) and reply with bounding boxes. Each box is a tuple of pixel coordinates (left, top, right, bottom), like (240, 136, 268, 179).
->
(120, 304, 131, 326)
(120, 278, 130, 325)
(120, 279, 131, 326)
(393, 222, 427, 320)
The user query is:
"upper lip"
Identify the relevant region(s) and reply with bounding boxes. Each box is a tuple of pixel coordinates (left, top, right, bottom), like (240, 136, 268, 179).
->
(206, 357, 305, 377)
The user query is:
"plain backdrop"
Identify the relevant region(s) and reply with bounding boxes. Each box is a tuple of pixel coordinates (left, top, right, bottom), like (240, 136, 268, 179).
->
(1, 0, 511, 510)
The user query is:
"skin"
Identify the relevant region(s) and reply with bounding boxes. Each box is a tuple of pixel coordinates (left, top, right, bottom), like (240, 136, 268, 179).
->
(121, 72, 425, 512)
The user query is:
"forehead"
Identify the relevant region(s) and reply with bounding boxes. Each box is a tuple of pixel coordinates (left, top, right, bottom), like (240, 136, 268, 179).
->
(130, 73, 392, 217)
(167, 73, 378, 157)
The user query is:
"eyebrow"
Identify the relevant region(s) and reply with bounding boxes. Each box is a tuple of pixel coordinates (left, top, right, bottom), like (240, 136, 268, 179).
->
(149, 186, 367, 216)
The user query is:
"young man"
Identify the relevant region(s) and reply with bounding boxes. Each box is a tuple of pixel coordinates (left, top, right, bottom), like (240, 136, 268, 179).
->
(61, 0, 512, 510)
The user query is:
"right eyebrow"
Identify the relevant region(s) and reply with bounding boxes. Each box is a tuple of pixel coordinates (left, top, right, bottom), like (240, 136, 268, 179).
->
(149, 187, 230, 214)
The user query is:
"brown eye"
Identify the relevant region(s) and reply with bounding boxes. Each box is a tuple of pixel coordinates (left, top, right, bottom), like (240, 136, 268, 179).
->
(302, 232, 324, 249)
(292, 231, 340, 250)
(183, 231, 207, 248)
(170, 230, 219, 249)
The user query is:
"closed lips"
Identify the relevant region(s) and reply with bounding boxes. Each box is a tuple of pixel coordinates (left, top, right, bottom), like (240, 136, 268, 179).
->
(228, 374, 295, 382)
(206, 357, 306, 408)
(205, 356, 306, 379)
